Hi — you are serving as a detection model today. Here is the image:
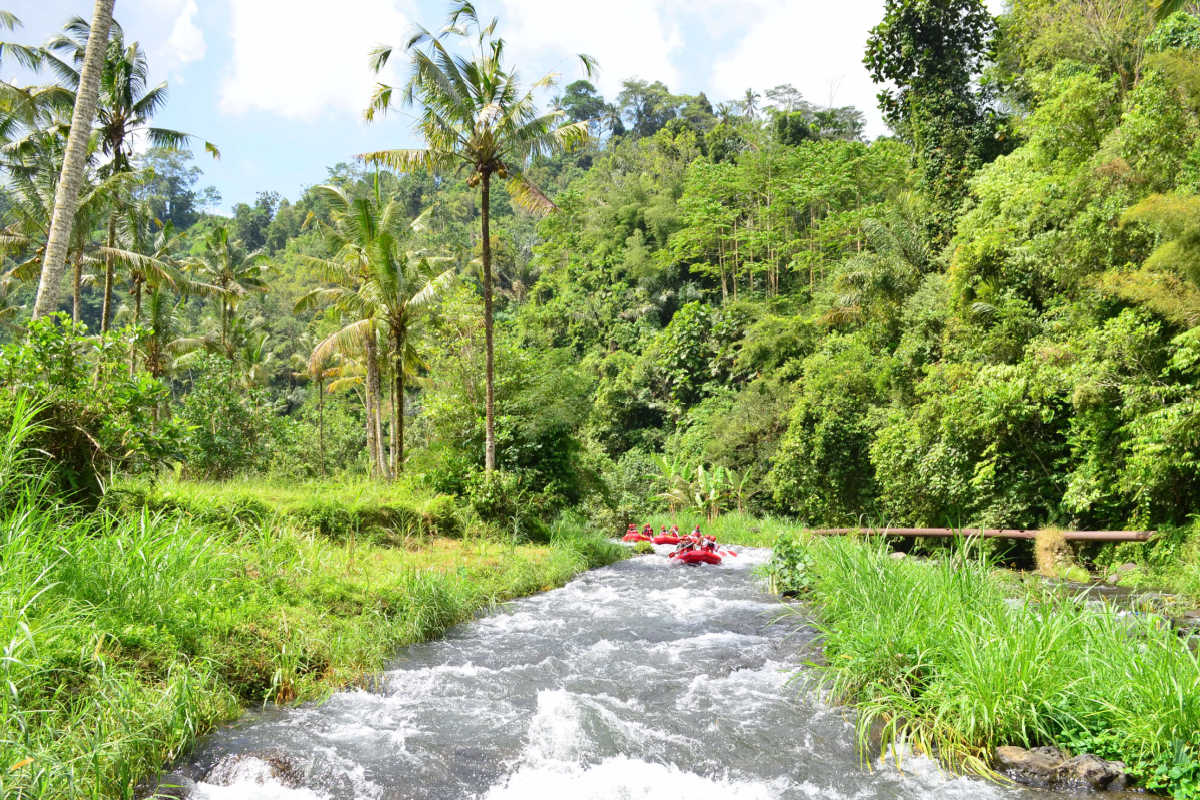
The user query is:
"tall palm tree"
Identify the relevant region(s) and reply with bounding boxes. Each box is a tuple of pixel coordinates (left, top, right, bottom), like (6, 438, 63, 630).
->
(43, 16, 217, 331)
(31, 0, 113, 321)
(186, 224, 269, 358)
(1, 141, 128, 324)
(103, 212, 189, 373)
(741, 88, 761, 120)
(362, 0, 593, 471)
(292, 347, 341, 477)
(294, 184, 390, 477)
(137, 283, 184, 378)
(297, 183, 453, 476)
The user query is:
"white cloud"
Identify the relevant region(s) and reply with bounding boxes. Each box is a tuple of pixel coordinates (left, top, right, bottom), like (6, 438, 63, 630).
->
(710, 0, 1011, 138)
(495, 0, 683, 100)
(220, 0, 414, 120)
(709, 0, 889, 136)
(165, 0, 205, 71)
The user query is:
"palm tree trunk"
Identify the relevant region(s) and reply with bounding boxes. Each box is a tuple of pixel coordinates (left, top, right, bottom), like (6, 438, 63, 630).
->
(317, 376, 327, 477)
(128, 279, 141, 377)
(364, 323, 389, 478)
(481, 172, 496, 472)
(391, 324, 404, 476)
(101, 213, 116, 332)
(31, 0, 115, 321)
(71, 251, 82, 323)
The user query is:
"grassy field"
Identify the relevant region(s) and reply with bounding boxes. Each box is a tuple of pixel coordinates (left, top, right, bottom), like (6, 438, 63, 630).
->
(768, 534, 1200, 799)
(0, 421, 624, 798)
(104, 476, 465, 543)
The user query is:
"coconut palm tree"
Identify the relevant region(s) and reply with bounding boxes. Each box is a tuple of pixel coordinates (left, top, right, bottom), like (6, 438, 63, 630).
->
(297, 183, 454, 476)
(42, 16, 217, 331)
(1, 140, 129, 324)
(30, 0, 112, 321)
(186, 224, 269, 358)
(137, 283, 184, 378)
(103, 212, 192, 374)
(362, 0, 593, 471)
(292, 347, 342, 477)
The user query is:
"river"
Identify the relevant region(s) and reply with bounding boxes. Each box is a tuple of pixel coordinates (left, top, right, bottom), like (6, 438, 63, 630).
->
(155, 545, 1061, 800)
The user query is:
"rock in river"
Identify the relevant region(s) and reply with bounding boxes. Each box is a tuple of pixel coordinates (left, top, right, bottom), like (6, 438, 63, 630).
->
(994, 745, 1128, 792)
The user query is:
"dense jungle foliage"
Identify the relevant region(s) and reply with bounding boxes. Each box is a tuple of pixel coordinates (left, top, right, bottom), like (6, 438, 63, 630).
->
(3, 0, 1199, 536)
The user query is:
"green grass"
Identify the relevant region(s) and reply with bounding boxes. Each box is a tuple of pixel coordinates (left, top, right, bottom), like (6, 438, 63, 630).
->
(105, 476, 464, 543)
(0, 409, 625, 799)
(769, 534, 1200, 798)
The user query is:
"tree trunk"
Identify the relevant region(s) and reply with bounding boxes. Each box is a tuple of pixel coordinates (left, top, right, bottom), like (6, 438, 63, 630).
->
(363, 329, 378, 477)
(481, 171, 496, 472)
(128, 279, 142, 377)
(71, 251, 82, 323)
(101, 214, 116, 332)
(391, 322, 405, 476)
(32, 0, 115, 321)
(317, 375, 327, 477)
(364, 323, 389, 478)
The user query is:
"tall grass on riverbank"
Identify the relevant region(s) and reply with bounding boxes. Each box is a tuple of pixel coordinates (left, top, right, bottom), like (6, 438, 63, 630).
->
(0, 402, 623, 799)
(770, 535, 1200, 799)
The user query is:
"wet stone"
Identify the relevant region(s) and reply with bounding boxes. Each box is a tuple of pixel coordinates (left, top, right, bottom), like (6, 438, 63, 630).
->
(994, 745, 1129, 792)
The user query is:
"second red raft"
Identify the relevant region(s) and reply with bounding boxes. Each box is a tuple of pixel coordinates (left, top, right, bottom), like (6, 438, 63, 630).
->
(672, 549, 722, 565)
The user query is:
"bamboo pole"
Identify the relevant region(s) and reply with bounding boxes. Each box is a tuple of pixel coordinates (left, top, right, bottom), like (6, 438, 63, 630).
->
(802, 528, 1154, 543)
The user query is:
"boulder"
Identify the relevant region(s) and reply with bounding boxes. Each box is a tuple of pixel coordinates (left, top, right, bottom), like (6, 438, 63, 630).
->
(993, 746, 1129, 792)
(889, 551, 907, 560)
(1056, 754, 1129, 792)
(1105, 562, 1140, 585)
(994, 745, 1065, 785)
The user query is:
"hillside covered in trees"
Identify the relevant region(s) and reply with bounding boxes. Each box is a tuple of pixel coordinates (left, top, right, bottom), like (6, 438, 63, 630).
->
(2, 0, 1199, 532)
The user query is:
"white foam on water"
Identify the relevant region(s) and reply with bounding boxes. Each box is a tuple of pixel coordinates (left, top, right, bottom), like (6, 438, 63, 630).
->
(652, 631, 768, 658)
(480, 754, 785, 800)
(380, 660, 498, 694)
(676, 659, 794, 713)
(875, 746, 1016, 799)
(523, 689, 675, 764)
(187, 757, 327, 800)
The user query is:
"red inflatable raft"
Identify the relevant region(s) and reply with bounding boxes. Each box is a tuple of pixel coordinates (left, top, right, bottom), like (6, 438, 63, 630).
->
(653, 535, 681, 545)
(672, 549, 722, 565)
(622, 533, 652, 542)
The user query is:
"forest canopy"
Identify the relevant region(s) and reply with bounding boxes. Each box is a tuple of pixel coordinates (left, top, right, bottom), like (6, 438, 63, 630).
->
(2, 0, 1199, 533)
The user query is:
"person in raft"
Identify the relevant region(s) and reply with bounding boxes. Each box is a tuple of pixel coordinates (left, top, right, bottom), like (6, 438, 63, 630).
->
(642, 522, 654, 538)
(703, 535, 717, 553)
(670, 523, 680, 535)
(626, 523, 637, 537)
(660, 525, 669, 538)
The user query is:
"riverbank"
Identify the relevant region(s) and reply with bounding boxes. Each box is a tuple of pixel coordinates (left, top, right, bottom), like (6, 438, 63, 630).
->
(0, 478, 624, 799)
(767, 534, 1200, 799)
(637, 511, 1200, 606)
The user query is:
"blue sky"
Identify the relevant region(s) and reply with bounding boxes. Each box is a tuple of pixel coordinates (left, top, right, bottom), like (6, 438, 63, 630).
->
(6, 0, 1002, 213)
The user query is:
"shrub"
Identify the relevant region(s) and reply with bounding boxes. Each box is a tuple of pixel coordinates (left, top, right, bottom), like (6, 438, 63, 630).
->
(176, 354, 284, 479)
(464, 469, 549, 541)
(0, 316, 183, 502)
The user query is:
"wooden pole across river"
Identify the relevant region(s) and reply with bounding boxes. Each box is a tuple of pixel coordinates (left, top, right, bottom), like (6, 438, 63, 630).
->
(803, 528, 1154, 543)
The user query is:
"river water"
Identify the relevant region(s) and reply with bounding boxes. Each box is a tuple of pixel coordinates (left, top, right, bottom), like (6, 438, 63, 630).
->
(156, 546, 1061, 800)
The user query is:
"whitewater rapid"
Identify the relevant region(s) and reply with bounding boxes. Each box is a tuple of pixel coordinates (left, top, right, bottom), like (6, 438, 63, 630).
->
(155, 545, 1058, 800)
